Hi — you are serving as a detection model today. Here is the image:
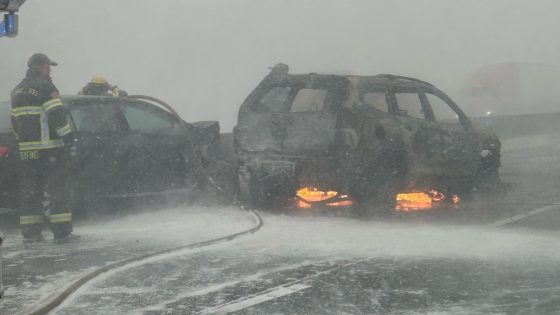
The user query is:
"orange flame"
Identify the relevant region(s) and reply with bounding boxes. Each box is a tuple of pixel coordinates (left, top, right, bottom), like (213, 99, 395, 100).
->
(297, 200, 312, 209)
(428, 189, 445, 202)
(396, 190, 460, 212)
(452, 194, 460, 205)
(396, 192, 433, 211)
(326, 200, 354, 207)
(295, 187, 353, 208)
(297, 187, 338, 202)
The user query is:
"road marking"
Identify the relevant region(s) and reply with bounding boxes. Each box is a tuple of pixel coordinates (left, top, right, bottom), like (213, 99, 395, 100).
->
(488, 205, 560, 228)
(198, 258, 370, 314)
(139, 261, 318, 313)
(199, 283, 311, 314)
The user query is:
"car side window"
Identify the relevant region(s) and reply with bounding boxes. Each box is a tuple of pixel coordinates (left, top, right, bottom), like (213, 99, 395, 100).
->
(291, 88, 327, 112)
(426, 93, 460, 123)
(69, 104, 121, 132)
(361, 91, 388, 112)
(120, 103, 176, 133)
(394, 92, 426, 119)
(259, 86, 291, 112)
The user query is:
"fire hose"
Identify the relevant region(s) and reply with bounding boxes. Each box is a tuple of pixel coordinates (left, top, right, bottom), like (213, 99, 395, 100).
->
(18, 176, 262, 315)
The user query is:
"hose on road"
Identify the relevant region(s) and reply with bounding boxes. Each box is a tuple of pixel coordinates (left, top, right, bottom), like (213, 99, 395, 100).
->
(20, 176, 262, 315)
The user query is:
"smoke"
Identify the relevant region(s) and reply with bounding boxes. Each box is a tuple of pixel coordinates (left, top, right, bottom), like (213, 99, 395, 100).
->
(2, 0, 560, 129)
(238, 213, 560, 262)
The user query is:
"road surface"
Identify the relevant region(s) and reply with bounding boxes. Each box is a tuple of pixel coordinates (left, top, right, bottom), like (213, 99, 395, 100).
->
(1, 132, 560, 314)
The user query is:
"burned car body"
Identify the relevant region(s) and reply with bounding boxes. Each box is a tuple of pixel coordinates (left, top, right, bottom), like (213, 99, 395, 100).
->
(234, 64, 501, 211)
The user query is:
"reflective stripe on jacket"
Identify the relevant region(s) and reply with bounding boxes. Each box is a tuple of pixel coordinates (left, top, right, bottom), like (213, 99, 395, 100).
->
(11, 75, 73, 151)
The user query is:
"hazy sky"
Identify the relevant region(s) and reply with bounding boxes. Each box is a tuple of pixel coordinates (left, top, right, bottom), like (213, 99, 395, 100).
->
(2, 0, 559, 129)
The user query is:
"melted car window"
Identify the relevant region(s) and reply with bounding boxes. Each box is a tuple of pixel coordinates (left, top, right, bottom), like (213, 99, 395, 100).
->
(361, 92, 388, 112)
(427, 93, 459, 123)
(70, 104, 121, 132)
(395, 92, 425, 119)
(291, 88, 327, 112)
(259, 86, 291, 112)
(121, 104, 175, 132)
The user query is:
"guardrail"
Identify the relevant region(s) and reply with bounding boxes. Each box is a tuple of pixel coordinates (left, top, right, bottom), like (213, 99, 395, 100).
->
(473, 112, 560, 140)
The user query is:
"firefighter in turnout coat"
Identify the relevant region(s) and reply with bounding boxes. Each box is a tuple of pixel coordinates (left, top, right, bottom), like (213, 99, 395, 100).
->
(11, 53, 78, 243)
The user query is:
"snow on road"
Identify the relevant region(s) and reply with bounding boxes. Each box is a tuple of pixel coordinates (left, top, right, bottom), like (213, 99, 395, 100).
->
(0, 206, 255, 315)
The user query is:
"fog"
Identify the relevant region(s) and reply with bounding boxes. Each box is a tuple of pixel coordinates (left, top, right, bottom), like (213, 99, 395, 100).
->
(4, 2, 560, 313)
(2, 0, 560, 129)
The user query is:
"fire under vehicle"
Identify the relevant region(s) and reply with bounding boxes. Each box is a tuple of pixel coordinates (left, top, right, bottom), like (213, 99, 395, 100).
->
(233, 64, 501, 212)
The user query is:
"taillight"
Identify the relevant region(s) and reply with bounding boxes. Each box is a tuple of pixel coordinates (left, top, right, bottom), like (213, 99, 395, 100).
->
(0, 146, 10, 157)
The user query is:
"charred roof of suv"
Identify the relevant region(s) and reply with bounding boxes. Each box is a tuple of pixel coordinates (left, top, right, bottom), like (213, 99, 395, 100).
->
(268, 63, 435, 88)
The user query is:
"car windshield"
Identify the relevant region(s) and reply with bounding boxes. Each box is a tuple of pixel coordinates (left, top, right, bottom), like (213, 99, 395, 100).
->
(3, 2, 560, 315)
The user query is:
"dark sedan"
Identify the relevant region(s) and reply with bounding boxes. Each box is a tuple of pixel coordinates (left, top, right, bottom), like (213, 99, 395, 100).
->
(0, 95, 219, 216)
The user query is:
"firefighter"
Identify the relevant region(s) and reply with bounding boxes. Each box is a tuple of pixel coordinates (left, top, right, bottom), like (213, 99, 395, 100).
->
(11, 53, 78, 243)
(78, 75, 128, 97)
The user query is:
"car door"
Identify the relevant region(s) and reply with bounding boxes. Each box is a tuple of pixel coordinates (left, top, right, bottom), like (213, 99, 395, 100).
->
(388, 87, 447, 177)
(420, 90, 479, 177)
(0, 101, 19, 208)
(67, 99, 129, 200)
(236, 77, 348, 157)
(117, 100, 194, 194)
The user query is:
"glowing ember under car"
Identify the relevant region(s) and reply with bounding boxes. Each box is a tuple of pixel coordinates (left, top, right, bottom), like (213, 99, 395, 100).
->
(395, 190, 460, 212)
(296, 187, 354, 209)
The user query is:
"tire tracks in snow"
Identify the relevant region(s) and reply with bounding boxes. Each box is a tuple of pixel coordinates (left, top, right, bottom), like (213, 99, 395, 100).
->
(21, 202, 560, 315)
(17, 208, 263, 315)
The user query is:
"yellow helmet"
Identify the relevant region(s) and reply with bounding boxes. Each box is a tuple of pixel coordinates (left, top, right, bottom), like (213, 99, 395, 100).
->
(91, 75, 108, 85)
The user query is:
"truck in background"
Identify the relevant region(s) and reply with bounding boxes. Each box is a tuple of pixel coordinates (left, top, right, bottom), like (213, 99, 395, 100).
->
(462, 62, 560, 116)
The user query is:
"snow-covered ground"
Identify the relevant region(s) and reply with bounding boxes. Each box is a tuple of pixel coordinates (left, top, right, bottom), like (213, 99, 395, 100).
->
(53, 213, 560, 314)
(0, 206, 255, 315)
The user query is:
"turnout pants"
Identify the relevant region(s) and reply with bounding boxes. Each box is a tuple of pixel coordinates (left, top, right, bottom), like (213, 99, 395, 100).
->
(19, 149, 72, 238)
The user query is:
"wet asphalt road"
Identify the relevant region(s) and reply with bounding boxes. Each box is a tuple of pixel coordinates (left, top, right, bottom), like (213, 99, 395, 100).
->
(2, 133, 560, 315)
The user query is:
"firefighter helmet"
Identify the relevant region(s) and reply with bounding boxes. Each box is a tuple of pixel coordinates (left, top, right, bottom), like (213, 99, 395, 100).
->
(90, 75, 109, 85)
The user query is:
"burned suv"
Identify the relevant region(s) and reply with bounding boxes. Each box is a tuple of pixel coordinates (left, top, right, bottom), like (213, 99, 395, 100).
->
(233, 64, 500, 211)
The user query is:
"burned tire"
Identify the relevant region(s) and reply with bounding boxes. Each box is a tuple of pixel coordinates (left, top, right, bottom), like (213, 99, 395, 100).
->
(352, 140, 407, 216)
(354, 176, 401, 217)
(351, 155, 405, 216)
